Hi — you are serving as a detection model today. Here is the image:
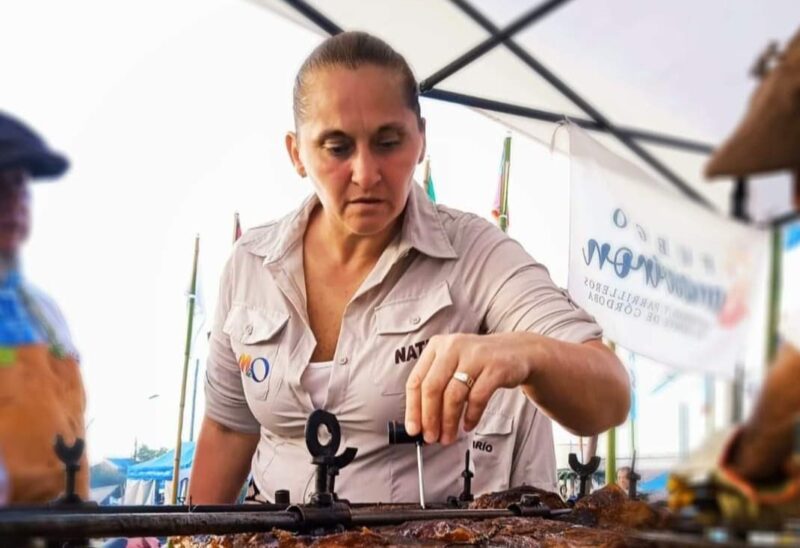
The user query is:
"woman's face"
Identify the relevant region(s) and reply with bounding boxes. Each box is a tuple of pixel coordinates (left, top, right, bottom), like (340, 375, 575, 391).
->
(287, 64, 425, 237)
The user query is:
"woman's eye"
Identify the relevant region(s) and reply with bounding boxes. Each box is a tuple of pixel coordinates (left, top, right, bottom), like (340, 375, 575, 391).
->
(377, 139, 400, 150)
(324, 142, 352, 156)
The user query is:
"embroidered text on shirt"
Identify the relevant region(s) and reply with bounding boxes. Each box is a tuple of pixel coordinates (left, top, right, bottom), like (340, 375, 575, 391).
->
(394, 338, 430, 365)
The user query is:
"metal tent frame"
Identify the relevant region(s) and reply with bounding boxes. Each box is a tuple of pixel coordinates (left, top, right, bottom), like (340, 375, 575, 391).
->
(279, 0, 722, 210)
(277, 0, 800, 229)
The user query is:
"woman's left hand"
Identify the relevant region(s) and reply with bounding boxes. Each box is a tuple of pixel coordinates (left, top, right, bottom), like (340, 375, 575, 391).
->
(404, 332, 534, 445)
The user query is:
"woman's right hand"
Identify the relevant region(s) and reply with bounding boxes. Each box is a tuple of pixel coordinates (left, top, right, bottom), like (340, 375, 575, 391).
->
(188, 416, 259, 504)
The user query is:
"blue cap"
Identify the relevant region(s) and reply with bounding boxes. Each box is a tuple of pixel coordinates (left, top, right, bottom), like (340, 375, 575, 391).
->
(0, 111, 69, 180)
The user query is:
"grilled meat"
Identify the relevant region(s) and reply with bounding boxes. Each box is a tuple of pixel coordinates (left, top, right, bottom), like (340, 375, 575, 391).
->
(470, 485, 569, 511)
(568, 484, 667, 529)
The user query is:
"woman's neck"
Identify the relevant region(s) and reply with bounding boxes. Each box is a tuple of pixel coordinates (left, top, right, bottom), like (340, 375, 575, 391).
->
(308, 205, 402, 267)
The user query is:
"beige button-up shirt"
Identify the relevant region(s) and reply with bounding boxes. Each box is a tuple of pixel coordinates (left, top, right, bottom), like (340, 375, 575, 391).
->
(205, 182, 601, 504)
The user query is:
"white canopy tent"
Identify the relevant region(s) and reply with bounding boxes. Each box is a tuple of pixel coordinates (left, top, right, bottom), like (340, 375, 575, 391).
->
(250, 0, 799, 221)
(246, 0, 800, 475)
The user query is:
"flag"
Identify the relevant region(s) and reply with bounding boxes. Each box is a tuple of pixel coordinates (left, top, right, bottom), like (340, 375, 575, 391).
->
(492, 132, 512, 232)
(233, 212, 242, 244)
(422, 156, 436, 202)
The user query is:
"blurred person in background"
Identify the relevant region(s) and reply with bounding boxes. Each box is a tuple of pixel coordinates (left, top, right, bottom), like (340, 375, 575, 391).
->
(616, 466, 631, 493)
(0, 111, 87, 503)
(705, 28, 800, 502)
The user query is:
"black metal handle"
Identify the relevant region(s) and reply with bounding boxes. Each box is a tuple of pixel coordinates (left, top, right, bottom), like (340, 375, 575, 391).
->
(387, 421, 424, 445)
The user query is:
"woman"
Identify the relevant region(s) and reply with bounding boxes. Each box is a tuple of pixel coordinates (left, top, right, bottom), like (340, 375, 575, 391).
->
(189, 32, 629, 505)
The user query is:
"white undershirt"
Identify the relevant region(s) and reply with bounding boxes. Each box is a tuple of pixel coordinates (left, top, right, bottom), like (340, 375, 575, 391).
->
(300, 361, 333, 409)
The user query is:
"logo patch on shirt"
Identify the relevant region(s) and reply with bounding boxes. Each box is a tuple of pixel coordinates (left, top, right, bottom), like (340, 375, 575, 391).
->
(238, 354, 270, 383)
(394, 338, 430, 365)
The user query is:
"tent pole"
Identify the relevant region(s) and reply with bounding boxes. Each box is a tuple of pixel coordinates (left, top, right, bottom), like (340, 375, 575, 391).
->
(765, 224, 783, 364)
(725, 177, 749, 424)
(171, 235, 200, 504)
(281, 0, 342, 35)
(605, 341, 617, 486)
(189, 358, 200, 443)
(421, 89, 714, 154)
(420, 0, 572, 91)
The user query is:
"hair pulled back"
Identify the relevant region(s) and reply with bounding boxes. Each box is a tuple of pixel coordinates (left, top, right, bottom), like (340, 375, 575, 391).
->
(293, 31, 421, 128)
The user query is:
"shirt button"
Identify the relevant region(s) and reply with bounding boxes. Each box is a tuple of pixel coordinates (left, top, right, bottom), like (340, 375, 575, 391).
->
(245, 325, 254, 335)
(410, 316, 421, 325)
(337, 356, 349, 365)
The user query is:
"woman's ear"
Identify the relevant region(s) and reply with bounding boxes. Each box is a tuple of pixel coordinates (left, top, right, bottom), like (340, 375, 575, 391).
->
(285, 132, 307, 177)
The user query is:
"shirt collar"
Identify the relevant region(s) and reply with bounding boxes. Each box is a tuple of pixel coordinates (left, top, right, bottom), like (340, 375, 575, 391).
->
(240, 182, 458, 264)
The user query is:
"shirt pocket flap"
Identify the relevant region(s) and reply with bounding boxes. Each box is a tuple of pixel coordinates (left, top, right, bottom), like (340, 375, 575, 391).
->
(223, 305, 290, 345)
(475, 412, 514, 436)
(375, 281, 453, 335)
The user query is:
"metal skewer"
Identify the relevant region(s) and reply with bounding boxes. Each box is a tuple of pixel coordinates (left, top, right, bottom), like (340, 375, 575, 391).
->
(388, 421, 427, 509)
(416, 442, 426, 509)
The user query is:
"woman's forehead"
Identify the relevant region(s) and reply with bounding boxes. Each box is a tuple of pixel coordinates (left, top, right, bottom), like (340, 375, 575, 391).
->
(301, 65, 416, 135)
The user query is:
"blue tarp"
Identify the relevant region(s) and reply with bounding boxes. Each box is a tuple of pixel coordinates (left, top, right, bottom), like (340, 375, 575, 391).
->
(127, 442, 195, 481)
(107, 457, 135, 473)
(640, 472, 668, 493)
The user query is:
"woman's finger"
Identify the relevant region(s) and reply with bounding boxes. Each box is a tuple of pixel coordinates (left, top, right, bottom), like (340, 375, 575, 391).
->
(419, 337, 460, 444)
(439, 368, 478, 445)
(463, 367, 498, 432)
(405, 339, 437, 436)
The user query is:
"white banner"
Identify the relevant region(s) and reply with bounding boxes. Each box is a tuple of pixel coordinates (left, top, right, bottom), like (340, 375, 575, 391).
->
(566, 124, 769, 376)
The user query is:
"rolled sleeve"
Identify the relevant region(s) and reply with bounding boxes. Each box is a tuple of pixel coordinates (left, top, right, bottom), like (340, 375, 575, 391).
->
(459, 216, 601, 343)
(204, 255, 260, 434)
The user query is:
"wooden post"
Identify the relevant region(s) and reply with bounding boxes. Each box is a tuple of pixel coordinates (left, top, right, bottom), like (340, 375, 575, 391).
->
(171, 235, 200, 504)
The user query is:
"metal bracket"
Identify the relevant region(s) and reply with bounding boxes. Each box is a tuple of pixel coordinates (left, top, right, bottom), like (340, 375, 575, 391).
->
(54, 436, 85, 506)
(305, 410, 357, 506)
(568, 452, 601, 500)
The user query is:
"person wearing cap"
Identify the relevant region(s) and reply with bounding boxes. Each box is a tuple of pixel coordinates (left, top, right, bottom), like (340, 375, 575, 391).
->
(0, 111, 87, 503)
(190, 32, 630, 505)
(702, 28, 800, 512)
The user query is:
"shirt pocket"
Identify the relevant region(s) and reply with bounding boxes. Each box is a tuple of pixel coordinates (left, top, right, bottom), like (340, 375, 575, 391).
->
(223, 304, 290, 402)
(373, 281, 453, 395)
(471, 411, 514, 493)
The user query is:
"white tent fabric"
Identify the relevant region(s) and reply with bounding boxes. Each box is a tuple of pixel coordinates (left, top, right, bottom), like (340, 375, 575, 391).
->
(249, 0, 799, 217)
(121, 470, 191, 505)
(122, 479, 156, 505)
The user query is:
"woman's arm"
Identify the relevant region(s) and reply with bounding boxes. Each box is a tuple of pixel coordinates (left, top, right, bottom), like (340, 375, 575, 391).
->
(188, 416, 259, 504)
(518, 337, 630, 436)
(404, 332, 630, 445)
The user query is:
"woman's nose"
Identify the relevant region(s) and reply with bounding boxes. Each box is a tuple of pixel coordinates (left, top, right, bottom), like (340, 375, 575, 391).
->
(351, 148, 381, 189)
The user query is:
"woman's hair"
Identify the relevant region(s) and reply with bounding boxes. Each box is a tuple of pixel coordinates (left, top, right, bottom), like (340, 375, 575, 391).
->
(293, 31, 422, 128)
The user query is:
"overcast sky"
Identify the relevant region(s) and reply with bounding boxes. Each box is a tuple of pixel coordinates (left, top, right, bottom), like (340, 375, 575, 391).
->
(3, 0, 794, 468)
